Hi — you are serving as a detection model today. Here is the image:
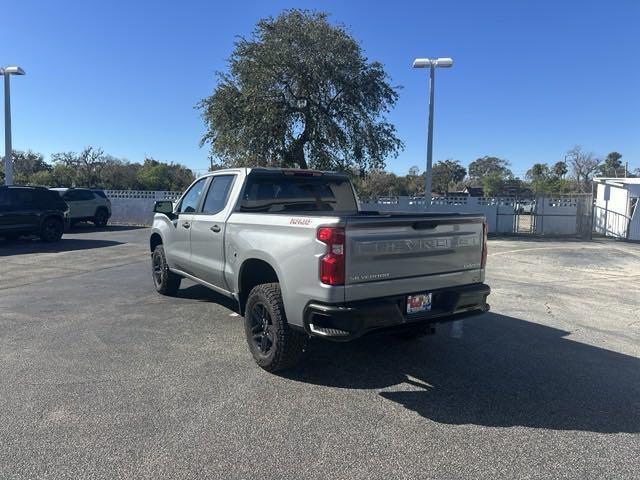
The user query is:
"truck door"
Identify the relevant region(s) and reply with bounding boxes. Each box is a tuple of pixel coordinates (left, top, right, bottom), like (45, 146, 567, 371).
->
(168, 177, 208, 274)
(189, 174, 236, 291)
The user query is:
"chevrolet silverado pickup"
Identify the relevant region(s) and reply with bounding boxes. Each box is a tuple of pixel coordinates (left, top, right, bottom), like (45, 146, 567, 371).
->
(149, 168, 490, 371)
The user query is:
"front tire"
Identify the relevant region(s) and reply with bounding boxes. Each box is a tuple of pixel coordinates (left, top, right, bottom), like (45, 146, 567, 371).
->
(151, 245, 181, 295)
(244, 283, 306, 372)
(40, 217, 64, 242)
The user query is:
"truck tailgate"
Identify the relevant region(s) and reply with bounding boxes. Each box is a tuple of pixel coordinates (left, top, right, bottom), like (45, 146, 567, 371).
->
(344, 214, 484, 302)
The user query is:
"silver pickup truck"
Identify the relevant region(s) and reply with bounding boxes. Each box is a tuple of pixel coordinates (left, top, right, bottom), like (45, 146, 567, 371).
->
(150, 168, 490, 371)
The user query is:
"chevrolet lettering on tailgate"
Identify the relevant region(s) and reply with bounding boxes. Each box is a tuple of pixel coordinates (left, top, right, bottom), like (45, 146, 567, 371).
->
(355, 234, 480, 256)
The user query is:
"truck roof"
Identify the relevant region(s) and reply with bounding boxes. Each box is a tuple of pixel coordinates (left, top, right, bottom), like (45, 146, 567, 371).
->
(203, 167, 347, 178)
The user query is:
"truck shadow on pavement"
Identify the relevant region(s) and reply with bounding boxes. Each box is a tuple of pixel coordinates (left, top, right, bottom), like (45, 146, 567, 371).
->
(0, 238, 123, 256)
(176, 283, 240, 312)
(284, 313, 640, 434)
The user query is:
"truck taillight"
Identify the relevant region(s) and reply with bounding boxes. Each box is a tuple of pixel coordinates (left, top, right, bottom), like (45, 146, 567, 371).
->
(481, 222, 488, 268)
(317, 227, 345, 285)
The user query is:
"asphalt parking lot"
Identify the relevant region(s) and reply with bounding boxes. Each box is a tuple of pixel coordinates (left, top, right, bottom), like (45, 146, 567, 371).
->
(1, 226, 639, 479)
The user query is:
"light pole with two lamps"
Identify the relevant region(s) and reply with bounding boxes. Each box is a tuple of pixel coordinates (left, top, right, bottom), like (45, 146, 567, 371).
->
(1, 66, 26, 186)
(412, 57, 452, 208)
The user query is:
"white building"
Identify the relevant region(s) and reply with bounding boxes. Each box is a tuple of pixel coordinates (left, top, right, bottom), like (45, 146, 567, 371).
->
(593, 177, 640, 241)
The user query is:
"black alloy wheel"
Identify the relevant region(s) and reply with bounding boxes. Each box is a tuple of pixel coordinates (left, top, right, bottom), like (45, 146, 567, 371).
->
(249, 302, 275, 356)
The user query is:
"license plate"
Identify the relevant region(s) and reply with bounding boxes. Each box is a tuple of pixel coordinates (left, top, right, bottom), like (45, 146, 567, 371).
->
(406, 293, 432, 314)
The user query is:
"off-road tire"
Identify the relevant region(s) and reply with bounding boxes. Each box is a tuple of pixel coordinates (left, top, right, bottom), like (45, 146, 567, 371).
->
(93, 208, 109, 227)
(244, 283, 306, 372)
(151, 245, 181, 295)
(40, 217, 64, 242)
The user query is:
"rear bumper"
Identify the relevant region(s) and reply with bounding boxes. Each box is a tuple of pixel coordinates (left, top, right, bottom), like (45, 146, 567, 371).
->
(302, 283, 490, 341)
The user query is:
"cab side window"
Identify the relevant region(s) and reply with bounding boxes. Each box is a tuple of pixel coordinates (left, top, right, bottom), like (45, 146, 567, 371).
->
(202, 175, 235, 215)
(177, 178, 207, 213)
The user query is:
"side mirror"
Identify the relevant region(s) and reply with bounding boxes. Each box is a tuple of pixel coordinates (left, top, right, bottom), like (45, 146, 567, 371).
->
(154, 200, 174, 215)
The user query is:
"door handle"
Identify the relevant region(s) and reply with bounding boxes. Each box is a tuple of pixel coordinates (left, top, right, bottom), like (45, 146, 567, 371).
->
(210, 225, 221, 233)
(182, 221, 191, 229)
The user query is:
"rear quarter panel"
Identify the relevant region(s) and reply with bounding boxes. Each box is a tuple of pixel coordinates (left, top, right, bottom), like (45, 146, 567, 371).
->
(225, 213, 345, 327)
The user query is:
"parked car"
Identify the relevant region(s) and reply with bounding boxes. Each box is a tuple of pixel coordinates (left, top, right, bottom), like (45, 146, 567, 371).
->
(149, 168, 490, 371)
(50, 188, 111, 227)
(0, 185, 68, 242)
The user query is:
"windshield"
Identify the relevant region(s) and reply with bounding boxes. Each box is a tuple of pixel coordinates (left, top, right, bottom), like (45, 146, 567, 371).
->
(240, 174, 358, 213)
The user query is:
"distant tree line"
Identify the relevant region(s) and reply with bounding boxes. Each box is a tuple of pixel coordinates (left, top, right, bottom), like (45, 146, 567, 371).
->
(354, 147, 638, 199)
(2, 144, 635, 197)
(0, 147, 195, 191)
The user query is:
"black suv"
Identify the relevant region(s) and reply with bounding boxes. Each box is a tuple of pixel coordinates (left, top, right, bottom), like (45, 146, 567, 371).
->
(0, 186, 68, 242)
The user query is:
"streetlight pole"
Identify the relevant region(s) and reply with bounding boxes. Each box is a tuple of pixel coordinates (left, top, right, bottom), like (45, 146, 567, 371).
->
(413, 57, 452, 208)
(425, 63, 435, 208)
(1, 66, 25, 186)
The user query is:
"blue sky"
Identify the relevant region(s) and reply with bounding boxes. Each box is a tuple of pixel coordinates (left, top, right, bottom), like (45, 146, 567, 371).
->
(2, 0, 639, 176)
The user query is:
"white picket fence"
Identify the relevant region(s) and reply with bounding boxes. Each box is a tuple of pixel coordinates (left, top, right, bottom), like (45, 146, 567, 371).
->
(104, 190, 589, 236)
(105, 190, 181, 226)
(360, 195, 590, 236)
(360, 196, 511, 233)
(103, 190, 182, 200)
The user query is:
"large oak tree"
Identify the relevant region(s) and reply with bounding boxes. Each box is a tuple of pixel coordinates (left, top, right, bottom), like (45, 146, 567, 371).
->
(199, 9, 403, 171)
